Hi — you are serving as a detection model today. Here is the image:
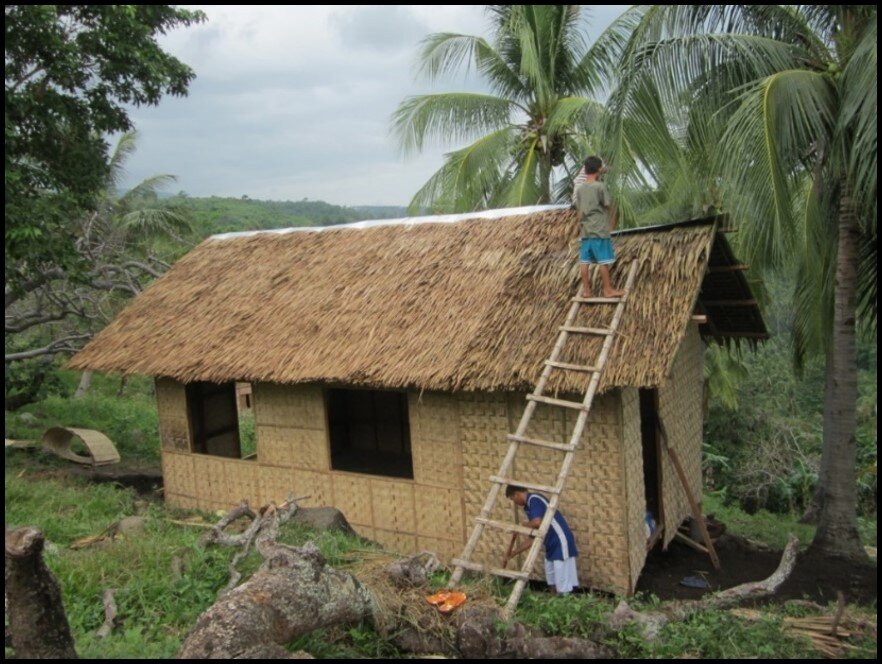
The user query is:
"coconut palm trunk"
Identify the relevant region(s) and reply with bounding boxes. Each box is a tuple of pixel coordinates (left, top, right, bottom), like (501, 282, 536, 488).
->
(809, 185, 865, 560)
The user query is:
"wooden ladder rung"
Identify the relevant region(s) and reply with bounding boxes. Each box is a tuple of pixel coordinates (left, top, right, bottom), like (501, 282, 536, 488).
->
(545, 360, 599, 373)
(489, 475, 560, 494)
(475, 517, 537, 536)
(507, 434, 575, 452)
(526, 394, 589, 411)
(560, 325, 613, 335)
(452, 558, 529, 580)
(572, 296, 622, 304)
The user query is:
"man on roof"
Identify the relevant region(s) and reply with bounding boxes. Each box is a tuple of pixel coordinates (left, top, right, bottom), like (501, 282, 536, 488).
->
(503, 485, 579, 594)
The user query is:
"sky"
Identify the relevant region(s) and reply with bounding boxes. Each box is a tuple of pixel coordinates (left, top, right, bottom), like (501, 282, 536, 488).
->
(121, 5, 628, 207)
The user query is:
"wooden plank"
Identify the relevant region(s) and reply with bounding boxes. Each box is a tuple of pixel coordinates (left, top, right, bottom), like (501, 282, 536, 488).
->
(559, 325, 613, 335)
(507, 434, 575, 452)
(526, 394, 591, 411)
(489, 476, 559, 495)
(674, 530, 709, 554)
(691, 315, 708, 323)
(451, 558, 529, 580)
(646, 524, 665, 552)
(571, 296, 622, 304)
(708, 264, 749, 273)
(545, 360, 599, 373)
(657, 417, 721, 571)
(475, 517, 537, 537)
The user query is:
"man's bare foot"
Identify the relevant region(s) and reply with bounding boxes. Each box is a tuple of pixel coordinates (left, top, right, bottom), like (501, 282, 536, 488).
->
(580, 289, 592, 299)
(602, 288, 625, 298)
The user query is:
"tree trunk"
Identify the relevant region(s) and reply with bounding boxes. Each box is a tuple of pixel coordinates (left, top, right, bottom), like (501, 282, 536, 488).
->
(808, 187, 867, 561)
(5, 527, 78, 659)
(73, 370, 93, 399)
(117, 374, 128, 398)
(801, 351, 835, 524)
(176, 542, 375, 659)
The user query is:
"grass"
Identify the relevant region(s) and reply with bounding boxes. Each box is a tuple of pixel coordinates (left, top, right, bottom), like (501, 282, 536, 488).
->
(5, 371, 160, 463)
(704, 491, 877, 551)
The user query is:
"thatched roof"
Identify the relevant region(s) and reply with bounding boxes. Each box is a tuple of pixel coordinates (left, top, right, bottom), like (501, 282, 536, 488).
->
(70, 207, 766, 393)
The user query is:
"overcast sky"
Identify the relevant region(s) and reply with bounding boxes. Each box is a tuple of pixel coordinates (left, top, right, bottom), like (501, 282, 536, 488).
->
(121, 5, 627, 207)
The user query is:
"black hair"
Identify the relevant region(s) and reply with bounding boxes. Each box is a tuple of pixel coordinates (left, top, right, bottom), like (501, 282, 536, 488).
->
(505, 485, 527, 498)
(583, 155, 603, 174)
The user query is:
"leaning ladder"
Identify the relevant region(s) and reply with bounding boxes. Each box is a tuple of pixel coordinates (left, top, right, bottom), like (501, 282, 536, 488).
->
(449, 259, 640, 618)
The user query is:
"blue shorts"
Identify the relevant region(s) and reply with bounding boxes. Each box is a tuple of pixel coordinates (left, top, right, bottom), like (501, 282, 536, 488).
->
(580, 238, 615, 265)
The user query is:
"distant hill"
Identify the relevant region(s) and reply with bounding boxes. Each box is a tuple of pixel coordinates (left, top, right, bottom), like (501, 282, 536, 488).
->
(166, 195, 408, 238)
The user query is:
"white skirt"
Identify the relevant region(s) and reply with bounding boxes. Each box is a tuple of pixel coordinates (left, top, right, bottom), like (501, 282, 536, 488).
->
(544, 557, 579, 593)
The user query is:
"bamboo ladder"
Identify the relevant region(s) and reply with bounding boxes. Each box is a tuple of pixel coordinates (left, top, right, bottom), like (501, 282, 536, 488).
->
(449, 259, 640, 618)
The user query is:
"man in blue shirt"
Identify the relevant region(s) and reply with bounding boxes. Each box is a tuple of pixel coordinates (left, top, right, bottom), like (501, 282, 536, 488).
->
(502, 485, 579, 593)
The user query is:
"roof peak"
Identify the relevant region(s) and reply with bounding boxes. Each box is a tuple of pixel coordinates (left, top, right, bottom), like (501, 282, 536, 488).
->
(209, 204, 570, 241)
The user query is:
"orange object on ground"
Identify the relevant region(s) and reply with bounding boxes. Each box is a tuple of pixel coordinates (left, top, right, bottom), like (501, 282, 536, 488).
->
(425, 591, 450, 606)
(425, 590, 468, 613)
(438, 591, 467, 613)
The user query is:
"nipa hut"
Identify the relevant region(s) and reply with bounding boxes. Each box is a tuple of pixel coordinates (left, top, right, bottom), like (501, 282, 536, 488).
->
(70, 205, 766, 595)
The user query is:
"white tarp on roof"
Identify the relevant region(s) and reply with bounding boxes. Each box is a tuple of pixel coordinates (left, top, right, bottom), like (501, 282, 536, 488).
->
(209, 204, 570, 241)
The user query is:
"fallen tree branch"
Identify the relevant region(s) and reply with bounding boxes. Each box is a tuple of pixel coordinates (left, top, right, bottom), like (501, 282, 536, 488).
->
(176, 542, 376, 659)
(95, 589, 118, 639)
(609, 534, 800, 640)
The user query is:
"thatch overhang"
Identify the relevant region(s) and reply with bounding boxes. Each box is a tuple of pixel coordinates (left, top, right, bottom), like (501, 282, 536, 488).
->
(70, 207, 766, 393)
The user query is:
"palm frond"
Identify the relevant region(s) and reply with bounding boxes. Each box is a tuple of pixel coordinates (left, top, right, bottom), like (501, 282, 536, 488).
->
(717, 69, 836, 267)
(837, 15, 877, 219)
(391, 93, 516, 155)
(407, 127, 516, 214)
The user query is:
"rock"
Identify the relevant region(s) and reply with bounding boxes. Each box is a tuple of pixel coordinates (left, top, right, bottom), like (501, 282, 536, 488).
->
(291, 507, 357, 536)
(117, 516, 147, 534)
(386, 551, 441, 588)
(234, 645, 315, 659)
(17, 413, 38, 425)
(393, 627, 456, 657)
(455, 606, 499, 659)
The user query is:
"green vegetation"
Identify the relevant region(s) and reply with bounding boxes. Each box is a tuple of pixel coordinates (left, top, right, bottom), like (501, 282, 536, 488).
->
(5, 370, 160, 463)
(5, 5, 205, 295)
(4, 425, 876, 659)
(392, 5, 605, 212)
(171, 195, 407, 240)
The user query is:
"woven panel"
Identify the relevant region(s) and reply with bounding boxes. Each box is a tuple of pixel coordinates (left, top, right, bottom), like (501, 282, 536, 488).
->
(292, 469, 334, 508)
(417, 536, 461, 563)
(286, 428, 329, 471)
(621, 388, 648, 593)
(253, 383, 325, 429)
(193, 455, 229, 504)
(219, 458, 262, 506)
(156, 378, 190, 451)
(331, 473, 374, 528)
(659, 324, 705, 546)
(161, 452, 196, 498)
(458, 393, 513, 569)
(415, 486, 463, 540)
(574, 391, 630, 594)
(370, 479, 415, 533)
(409, 392, 463, 488)
(260, 464, 297, 506)
(374, 529, 418, 556)
(255, 425, 293, 468)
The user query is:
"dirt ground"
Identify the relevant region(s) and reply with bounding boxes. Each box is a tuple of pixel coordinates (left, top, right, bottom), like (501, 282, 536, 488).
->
(634, 533, 877, 606)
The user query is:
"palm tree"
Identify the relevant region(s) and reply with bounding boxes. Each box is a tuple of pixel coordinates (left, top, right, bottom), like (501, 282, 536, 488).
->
(392, 5, 606, 213)
(598, 6, 876, 560)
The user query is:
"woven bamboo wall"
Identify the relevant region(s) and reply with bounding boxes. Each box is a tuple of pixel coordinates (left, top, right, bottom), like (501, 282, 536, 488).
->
(458, 390, 631, 595)
(158, 381, 466, 559)
(658, 324, 705, 546)
(621, 387, 648, 593)
(155, 378, 190, 452)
